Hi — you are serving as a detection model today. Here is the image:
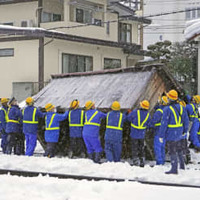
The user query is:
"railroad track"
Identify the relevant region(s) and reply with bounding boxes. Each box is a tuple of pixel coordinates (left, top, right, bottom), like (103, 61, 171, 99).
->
(0, 168, 200, 189)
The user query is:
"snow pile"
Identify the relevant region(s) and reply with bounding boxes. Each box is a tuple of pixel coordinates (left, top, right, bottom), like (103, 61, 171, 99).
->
(184, 18, 200, 40)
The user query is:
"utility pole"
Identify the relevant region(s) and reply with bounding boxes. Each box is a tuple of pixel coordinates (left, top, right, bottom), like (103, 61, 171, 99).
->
(38, 0, 44, 91)
(140, 0, 144, 49)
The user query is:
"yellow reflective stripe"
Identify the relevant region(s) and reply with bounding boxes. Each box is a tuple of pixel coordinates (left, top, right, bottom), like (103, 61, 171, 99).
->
(85, 111, 100, 126)
(190, 104, 198, 118)
(168, 106, 183, 128)
(2, 108, 8, 122)
(106, 112, 123, 130)
(69, 110, 84, 127)
(198, 132, 200, 135)
(131, 111, 149, 129)
(7, 119, 20, 124)
(46, 113, 59, 130)
(23, 108, 38, 124)
(154, 109, 163, 126)
(155, 123, 161, 126)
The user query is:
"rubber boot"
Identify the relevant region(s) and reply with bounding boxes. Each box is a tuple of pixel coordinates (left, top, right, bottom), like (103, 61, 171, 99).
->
(185, 154, 191, 165)
(94, 152, 101, 164)
(178, 153, 185, 170)
(87, 153, 94, 161)
(132, 157, 139, 166)
(165, 154, 178, 174)
(139, 157, 145, 167)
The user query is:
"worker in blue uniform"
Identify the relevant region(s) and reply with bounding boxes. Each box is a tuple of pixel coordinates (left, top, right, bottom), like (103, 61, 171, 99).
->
(105, 101, 127, 162)
(23, 97, 45, 156)
(150, 96, 168, 165)
(159, 90, 189, 174)
(44, 103, 68, 158)
(83, 101, 106, 163)
(6, 97, 24, 155)
(0, 98, 9, 153)
(186, 95, 200, 145)
(127, 100, 151, 167)
(68, 99, 85, 158)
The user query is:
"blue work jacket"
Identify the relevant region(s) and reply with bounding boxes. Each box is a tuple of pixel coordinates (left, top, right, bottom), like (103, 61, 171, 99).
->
(149, 105, 165, 136)
(127, 109, 151, 139)
(186, 103, 198, 122)
(159, 103, 189, 141)
(82, 109, 106, 138)
(189, 119, 200, 147)
(23, 105, 45, 134)
(68, 109, 85, 138)
(105, 111, 127, 142)
(0, 106, 8, 131)
(44, 111, 68, 143)
(6, 105, 23, 134)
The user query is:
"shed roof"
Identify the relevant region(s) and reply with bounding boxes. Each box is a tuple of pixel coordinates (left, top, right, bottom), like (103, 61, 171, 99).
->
(33, 65, 184, 110)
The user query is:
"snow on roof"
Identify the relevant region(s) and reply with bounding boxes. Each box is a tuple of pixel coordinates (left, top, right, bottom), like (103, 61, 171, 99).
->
(184, 18, 200, 40)
(33, 68, 153, 109)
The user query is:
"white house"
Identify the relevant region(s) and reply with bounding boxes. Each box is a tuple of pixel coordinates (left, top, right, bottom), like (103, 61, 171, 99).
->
(0, 0, 151, 101)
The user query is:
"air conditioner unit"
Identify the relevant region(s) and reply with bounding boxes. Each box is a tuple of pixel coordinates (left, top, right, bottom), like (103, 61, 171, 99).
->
(21, 20, 35, 27)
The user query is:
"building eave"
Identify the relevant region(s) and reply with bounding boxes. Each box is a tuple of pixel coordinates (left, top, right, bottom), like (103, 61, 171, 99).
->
(0, 0, 37, 5)
(120, 15, 151, 25)
(0, 25, 144, 56)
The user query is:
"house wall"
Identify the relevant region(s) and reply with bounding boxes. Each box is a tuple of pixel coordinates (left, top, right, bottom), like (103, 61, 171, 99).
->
(0, 1, 38, 26)
(0, 40, 38, 98)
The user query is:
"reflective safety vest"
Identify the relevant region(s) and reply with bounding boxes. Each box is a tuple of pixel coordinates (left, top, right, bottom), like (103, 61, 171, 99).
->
(7, 107, 20, 124)
(69, 110, 84, 127)
(1, 107, 8, 123)
(168, 105, 183, 128)
(154, 109, 163, 127)
(45, 114, 59, 130)
(23, 108, 38, 124)
(131, 110, 150, 129)
(106, 112, 123, 131)
(189, 104, 198, 119)
(84, 111, 100, 127)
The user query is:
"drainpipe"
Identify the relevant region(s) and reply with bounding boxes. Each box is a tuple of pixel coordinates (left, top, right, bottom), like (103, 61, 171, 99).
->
(38, 0, 44, 91)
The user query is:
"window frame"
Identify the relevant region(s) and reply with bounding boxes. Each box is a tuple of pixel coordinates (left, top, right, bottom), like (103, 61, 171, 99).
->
(0, 48, 14, 57)
(104, 58, 121, 70)
(119, 23, 132, 43)
(62, 53, 93, 73)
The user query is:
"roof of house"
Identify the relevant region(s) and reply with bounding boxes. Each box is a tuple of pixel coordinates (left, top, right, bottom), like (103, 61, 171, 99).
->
(184, 19, 200, 41)
(0, 25, 144, 55)
(33, 64, 184, 110)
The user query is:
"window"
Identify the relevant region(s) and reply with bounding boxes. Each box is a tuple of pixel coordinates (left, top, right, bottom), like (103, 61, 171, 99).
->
(42, 12, 62, 23)
(104, 58, 121, 69)
(119, 23, 132, 43)
(0, 48, 14, 57)
(62, 53, 93, 73)
(76, 8, 92, 24)
(185, 9, 191, 20)
(3, 22, 13, 26)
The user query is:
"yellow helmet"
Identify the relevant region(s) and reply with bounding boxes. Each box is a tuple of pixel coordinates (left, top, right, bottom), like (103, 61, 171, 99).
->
(193, 95, 200, 104)
(26, 97, 34, 105)
(85, 101, 95, 110)
(140, 100, 150, 110)
(167, 89, 178, 100)
(45, 103, 55, 112)
(179, 100, 186, 107)
(1, 98, 9, 104)
(161, 96, 168, 105)
(111, 101, 120, 111)
(70, 99, 79, 109)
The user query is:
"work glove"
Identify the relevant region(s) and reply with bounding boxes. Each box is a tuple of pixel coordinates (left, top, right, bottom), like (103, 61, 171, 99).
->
(182, 132, 187, 137)
(159, 138, 163, 143)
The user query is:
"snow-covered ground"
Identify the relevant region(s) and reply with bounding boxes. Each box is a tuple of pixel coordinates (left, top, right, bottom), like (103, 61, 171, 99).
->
(1, 142, 200, 199)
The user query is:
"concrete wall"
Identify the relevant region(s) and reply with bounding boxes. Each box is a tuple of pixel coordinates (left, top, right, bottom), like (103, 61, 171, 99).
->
(0, 40, 38, 98)
(0, 1, 38, 26)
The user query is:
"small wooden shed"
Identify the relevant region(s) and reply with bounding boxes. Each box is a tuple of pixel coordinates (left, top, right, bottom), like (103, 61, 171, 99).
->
(33, 64, 185, 158)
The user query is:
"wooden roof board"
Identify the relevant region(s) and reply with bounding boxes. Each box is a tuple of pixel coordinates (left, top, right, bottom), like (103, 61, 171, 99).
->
(34, 69, 153, 109)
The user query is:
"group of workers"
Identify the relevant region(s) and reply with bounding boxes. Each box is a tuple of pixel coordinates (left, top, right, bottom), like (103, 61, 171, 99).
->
(0, 89, 200, 175)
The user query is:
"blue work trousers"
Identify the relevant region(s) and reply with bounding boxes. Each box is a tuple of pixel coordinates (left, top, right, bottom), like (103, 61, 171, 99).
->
(167, 140, 185, 172)
(25, 133, 37, 156)
(154, 135, 166, 165)
(83, 136, 102, 154)
(105, 140, 122, 162)
(1, 129, 7, 153)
